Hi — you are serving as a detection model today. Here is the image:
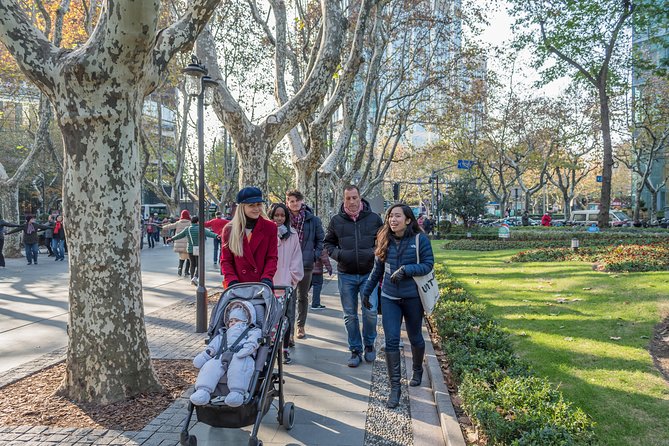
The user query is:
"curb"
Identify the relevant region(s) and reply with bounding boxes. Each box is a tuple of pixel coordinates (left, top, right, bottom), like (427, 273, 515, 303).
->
(424, 326, 467, 446)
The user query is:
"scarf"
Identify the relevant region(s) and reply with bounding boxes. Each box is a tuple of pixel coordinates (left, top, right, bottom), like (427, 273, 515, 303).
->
(54, 221, 62, 234)
(289, 204, 306, 244)
(245, 217, 258, 241)
(344, 201, 362, 222)
(26, 222, 35, 235)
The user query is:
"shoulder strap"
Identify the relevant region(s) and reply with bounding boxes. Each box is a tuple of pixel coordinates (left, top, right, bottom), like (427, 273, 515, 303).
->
(415, 234, 420, 263)
(188, 226, 195, 245)
(215, 324, 255, 358)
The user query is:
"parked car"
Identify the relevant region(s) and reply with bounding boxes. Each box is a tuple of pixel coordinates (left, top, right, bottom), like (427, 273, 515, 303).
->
(489, 217, 539, 227)
(569, 210, 631, 227)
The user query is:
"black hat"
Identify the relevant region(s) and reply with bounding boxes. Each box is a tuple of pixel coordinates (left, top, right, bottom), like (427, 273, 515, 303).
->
(236, 187, 264, 204)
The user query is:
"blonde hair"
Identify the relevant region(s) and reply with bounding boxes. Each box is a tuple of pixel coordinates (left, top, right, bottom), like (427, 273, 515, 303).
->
(225, 203, 268, 257)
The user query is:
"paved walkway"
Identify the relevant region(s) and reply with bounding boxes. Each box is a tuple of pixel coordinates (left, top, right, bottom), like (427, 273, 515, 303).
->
(0, 240, 460, 445)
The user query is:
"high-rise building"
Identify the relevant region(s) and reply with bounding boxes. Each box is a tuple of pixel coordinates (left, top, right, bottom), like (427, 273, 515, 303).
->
(631, 6, 669, 214)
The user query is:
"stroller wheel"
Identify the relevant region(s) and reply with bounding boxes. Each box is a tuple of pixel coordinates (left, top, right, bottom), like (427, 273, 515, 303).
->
(248, 436, 263, 446)
(282, 402, 295, 430)
(180, 433, 197, 446)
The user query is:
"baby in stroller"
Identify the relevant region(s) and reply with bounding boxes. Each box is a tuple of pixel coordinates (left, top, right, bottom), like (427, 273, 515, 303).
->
(190, 300, 262, 407)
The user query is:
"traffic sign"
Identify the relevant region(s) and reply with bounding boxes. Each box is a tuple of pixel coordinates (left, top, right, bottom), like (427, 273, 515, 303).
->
(596, 175, 602, 182)
(457, 159, 475, 169)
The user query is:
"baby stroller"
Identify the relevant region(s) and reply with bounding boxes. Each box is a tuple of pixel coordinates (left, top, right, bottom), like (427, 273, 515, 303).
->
(180, 283, 295, 446)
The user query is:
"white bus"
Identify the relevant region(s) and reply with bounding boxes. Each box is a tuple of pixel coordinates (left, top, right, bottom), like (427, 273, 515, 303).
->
(141, 204, 168, 219)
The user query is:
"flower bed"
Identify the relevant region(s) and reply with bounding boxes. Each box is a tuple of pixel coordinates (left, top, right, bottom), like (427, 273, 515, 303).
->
(431, 264, 595, 444)
(510, 242, 669, 272)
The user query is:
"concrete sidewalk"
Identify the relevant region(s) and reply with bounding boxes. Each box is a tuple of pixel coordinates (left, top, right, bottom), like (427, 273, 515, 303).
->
(0, 244, 462, 445)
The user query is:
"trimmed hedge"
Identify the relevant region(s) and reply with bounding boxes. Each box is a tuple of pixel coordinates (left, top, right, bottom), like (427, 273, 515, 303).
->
(431, 263, 596, 444)
(444, 232, 668, 252)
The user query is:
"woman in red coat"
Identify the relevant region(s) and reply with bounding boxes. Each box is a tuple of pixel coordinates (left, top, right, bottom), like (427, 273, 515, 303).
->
(221, 187, 278, 289)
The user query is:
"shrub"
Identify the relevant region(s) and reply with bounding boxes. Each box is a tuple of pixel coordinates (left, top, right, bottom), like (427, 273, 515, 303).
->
(513, 426, 579, 446)
(460, 375, 595, 446)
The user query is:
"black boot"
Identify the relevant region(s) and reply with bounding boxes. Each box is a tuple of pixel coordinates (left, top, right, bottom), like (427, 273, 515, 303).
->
(385, 350, 401, 409)
(409, 345, 425, 387)
(178, 259, 184, 276)
(184, 259, 191, 277)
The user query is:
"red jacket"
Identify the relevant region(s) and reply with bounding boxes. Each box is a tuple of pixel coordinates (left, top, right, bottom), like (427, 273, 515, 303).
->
(204, 217, 229, 236)
(541, 214, 552, 226)
(221, 217, 278, 288)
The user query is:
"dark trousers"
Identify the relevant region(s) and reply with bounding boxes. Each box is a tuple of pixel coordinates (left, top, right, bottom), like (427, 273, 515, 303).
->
(311, 273, 324, 307)
(213, 237, 221, 264)
(188, 254, 198, 278)
(45, 237, 54, 255)
(282, 291, 294, 349)
(147, 232, 155, 248)
(25, 243, 38, 264)
(295, 268, 314, 328)
(381, 296, 425, 353)
(0, 238, 4, 267)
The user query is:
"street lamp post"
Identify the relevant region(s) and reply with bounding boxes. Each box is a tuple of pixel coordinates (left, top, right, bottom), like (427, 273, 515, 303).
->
(183, 55, 218, 333)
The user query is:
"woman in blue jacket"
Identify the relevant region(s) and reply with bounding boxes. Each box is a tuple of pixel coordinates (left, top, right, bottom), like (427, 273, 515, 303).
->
(361, 204, 434, 409)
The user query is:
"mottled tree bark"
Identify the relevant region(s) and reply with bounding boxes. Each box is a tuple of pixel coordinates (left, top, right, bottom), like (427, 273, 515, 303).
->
(0, 0, 221, 403)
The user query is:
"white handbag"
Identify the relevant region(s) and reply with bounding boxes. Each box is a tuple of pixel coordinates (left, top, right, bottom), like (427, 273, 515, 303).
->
(188, 229, 200, 256)
(413, 234, 439, 315)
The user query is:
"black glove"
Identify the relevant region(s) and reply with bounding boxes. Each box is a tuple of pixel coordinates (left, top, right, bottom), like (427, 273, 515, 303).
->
(261, 278, 274, 290)
(227, 280, 239, 288)
(362, 294, 371, 309)
(390, 266, 406, 284)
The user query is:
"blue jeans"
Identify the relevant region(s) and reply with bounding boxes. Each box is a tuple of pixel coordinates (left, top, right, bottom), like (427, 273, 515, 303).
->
(52, 239, 65, 260)
(25, 243, 38, 264)
(213, 237, 221, 264)
(311, 273, 324, 307)
(381, 296, 425, 353)
(338, 273, 378, 353)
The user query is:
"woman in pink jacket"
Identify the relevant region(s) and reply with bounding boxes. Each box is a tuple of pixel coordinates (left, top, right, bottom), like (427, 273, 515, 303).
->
(269, 203, 303, 364)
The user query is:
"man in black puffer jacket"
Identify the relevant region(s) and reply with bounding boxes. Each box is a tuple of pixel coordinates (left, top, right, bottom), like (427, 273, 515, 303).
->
(324, 185, 383, 367)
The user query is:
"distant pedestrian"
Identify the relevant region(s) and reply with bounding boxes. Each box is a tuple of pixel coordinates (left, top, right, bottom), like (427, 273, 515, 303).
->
(20, 216, 49, 265)
(220, 187, 278, 289)
(205, 211, 230, 265)
(162, 210, 193, 277)
(52, 215, 66, 261)
(160, 217, 171, 245)
(324, 184, 383, 368)
(169, 216, 217, 285)
(269, 203, 304, 364)
(0, 214, 22, 268)
(286, 190, 324, 340)
(43, 215, 55, 257)
(152, 213, 161, 243)
(422, 216, 434, 235)
(541, 212, 552, 227)
(361, 204, 433, 408)
(146, 215, 157, 248)
(417, 213, 425, 231)
(521, 210, 530, 226)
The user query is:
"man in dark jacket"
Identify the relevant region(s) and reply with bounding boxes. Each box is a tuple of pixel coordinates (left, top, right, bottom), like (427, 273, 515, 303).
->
(286, 190, 325, 340)
(324, 185, 383, 367)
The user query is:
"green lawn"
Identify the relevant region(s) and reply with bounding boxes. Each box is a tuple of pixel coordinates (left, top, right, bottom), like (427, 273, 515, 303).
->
(435, 247, 669, 446)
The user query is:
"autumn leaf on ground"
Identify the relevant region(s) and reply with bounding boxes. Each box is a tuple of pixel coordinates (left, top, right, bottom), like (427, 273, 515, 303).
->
(583, 287, 592, 290)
